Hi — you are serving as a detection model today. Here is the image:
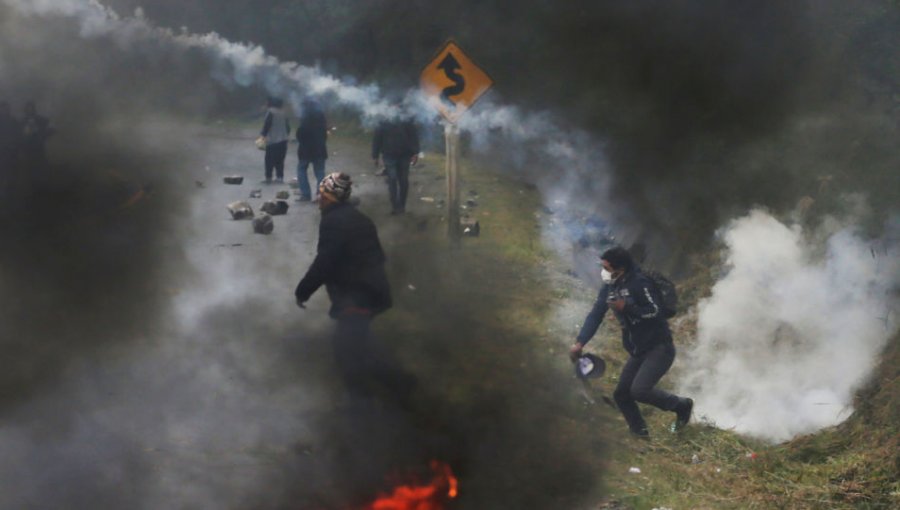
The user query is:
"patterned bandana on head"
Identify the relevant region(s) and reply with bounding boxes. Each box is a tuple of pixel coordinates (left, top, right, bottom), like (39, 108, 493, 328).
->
(320, 172, 352, 202)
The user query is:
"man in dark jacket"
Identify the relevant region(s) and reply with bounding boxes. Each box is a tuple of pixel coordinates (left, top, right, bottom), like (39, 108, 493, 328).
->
(570, 246, 693, 436)
(295, 172, 415, 404)
(295, 97, 328, 202)
(371, 111, 419, 215)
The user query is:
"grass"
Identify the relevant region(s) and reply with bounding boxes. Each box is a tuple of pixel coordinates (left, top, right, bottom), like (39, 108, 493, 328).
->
(324, 125, 898, 509)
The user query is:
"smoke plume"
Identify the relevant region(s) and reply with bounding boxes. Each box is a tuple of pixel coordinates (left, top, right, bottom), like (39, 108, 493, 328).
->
(676, 208, 899, 442)
(0, 1, 605, 508)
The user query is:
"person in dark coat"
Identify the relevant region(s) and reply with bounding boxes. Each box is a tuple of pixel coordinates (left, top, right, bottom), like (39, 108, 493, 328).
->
(295, 97, 328, 201)
(570, 246, 693, 436)
(0, 101, 21, 194)
(20, 101, 53, 178)
(295, 172, 415, 405)
(371, 109, 419, 215)
(259, 97, 290, 183)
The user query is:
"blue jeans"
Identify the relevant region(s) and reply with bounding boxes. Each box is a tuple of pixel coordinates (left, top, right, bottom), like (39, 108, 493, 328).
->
(297, 158, 326, 199)
(383, 157, 410, 212)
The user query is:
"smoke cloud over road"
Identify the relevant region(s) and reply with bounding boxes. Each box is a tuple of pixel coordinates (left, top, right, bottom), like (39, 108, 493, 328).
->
(0, 2, 604, 508)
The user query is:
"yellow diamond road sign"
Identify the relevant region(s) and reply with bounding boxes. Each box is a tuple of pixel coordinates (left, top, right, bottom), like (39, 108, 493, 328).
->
(420, 40, 494, 123)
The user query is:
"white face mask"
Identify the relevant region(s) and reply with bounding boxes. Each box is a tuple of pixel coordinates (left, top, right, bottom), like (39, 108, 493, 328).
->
(601, 268, 615, 285)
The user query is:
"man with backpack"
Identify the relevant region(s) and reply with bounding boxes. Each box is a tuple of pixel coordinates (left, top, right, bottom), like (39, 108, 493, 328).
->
(570, 246, 693, 437)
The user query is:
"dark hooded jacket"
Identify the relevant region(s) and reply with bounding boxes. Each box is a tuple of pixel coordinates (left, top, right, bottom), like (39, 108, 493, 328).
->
(295, 202, 392, 317)
(577, 268, 671, 356)
(371, 118, 419, 160)
(296, 100, 328, 161)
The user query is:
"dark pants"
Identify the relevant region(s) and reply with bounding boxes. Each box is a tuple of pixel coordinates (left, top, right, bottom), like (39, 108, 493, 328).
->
(0, 152, 15, 197)
(383, 157, 410, 212)
(613, 342, 682, 432)
(264, 141, 288, 181)
(333, 313, 415, 405)
(297, 158, 326, 199)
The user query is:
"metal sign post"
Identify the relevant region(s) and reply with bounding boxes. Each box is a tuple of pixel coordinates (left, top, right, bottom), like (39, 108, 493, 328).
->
(445, 123, 461, 244)
(420, 40, 493, 243)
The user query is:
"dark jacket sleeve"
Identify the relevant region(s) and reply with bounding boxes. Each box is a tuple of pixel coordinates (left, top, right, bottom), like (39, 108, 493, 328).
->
(261, 112, 273, 137)
(295, 219, 343, 302)
(577, 285, 610, 344)
(371, 124, 383, 159)
(624, 278, 663, 320)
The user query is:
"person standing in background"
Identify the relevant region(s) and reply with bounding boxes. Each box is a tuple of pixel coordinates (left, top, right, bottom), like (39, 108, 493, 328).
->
(371, 104, 419, 215)
(295, 97, 328, 202)
(259, 97, 290, 184)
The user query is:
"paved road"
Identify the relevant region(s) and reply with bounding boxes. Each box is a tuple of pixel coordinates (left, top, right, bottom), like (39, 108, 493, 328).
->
(0, 120, 441, 509)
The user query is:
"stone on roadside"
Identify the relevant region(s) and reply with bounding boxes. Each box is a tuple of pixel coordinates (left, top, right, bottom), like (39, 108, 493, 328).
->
(223, 175, 244, 185)
(252, 214, 274, 234)
(227, 201, 254, 220)
(276, 190, 290, 200)
(261, 200, 289, 215)
(249, 189, 262, 198)
(461, 218, 480, 237)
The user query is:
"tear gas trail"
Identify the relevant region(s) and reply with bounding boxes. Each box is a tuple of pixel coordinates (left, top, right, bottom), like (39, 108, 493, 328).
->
(676, 209, 900, 443)
(1, 0, 627, 234)
(0, 3, 608, 508)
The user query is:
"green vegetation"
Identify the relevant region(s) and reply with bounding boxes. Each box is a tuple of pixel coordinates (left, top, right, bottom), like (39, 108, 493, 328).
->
(363, 136, 898, 509)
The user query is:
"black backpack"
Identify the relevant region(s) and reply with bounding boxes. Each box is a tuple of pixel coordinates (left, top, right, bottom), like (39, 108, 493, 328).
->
(643, 270, 678, 319)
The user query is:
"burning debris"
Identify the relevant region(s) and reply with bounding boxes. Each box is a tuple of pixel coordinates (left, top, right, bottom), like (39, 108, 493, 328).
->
(260, 200, 289, 215)
(364, 461, 458, 510)
(223, 175, 244, 185)
(227, 201, 254, 220)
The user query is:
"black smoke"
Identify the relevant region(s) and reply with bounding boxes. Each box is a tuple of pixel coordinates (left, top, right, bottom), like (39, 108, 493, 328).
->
(0, 3, 606, 509)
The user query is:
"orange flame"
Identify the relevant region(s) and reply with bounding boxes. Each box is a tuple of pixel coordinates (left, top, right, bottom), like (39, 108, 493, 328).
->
(365, 461, 458, 510)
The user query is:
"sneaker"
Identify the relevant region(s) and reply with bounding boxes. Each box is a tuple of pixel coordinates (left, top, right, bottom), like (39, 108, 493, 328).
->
(672, 398, 694, 432)
(629, 427, 650, 438)
(274, 177, 284, 184)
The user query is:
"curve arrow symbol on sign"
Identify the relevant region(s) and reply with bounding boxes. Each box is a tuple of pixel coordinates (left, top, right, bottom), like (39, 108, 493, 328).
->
(437, 52, 466, 107)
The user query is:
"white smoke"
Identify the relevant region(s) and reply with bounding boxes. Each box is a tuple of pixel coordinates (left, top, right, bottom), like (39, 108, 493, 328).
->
(2, 0, 622, 236)
(677, 209, 899, 443)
